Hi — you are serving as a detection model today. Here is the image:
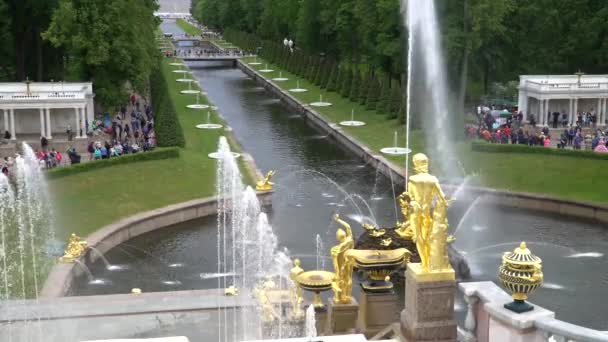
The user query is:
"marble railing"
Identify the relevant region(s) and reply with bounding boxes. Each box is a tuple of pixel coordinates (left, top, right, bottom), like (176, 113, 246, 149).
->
(457, 282, 608, 342)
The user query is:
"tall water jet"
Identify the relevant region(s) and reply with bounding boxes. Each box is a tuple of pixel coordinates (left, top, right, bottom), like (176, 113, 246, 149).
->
(215, 137, 292, 341)
(403, 0, 456, 179)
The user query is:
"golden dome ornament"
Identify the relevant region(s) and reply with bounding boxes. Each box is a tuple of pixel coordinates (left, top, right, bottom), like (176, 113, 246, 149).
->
(498, 242, 543, 313)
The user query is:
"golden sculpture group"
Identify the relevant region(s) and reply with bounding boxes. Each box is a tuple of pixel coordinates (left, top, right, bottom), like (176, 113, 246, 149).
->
(59, 233, 88, 263)
(256, 170, 275, 191)
(318, 153, 454, 306)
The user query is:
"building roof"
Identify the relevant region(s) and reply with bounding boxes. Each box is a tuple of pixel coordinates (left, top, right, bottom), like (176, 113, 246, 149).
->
(518, 74, 608, 98)
(0, 82, 94, 107)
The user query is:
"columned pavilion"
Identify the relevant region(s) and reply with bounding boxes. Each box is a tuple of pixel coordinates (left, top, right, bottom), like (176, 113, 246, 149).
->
(517, 74, 608, 126)
(0, 81, 94, 140)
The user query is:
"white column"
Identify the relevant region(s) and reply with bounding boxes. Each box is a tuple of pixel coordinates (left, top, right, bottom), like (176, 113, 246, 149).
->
(79, 107, 86, 138)
(598, 98, 602, 126)
(568, 99, 573, 125)
(545, 99, 551, 126)
(73, 107, 79, 137)
(601, 98, 607, 126)
(574, 98, 579, 124)
(522, 96, 528, 121)
(3, 109, 7, 133)
(45, 108, 52, 139)
(539, 99, 544, 125)
(9, 108, 16, 140)
(40, 108, 46, 137)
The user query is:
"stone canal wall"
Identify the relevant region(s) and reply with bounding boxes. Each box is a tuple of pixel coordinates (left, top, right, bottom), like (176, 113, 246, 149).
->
(237, 60, 608, 224)
(41, 192, 273, 298)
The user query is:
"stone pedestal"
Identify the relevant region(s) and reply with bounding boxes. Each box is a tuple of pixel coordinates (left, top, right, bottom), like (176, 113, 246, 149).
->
(358, 291, 398, 337)
(328, 298, 359, 335)
(315, 306, 328, 336)
(401, 263, 457, 342)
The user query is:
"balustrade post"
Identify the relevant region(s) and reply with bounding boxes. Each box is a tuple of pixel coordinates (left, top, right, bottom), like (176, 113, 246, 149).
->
(462, 294, 478, 342)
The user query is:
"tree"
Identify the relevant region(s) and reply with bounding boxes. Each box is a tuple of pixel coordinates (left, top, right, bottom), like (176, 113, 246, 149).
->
(313, 60, 325, 86)
(376, 78, 391, 114)
(349, 70, 361, 102)
(44, 0, 160, 107)
(339, 69, 353, 98)
(389, 82, 403, 118)
(326, 64, 339, 91)
(296, 0, 322, 52)
(0, 0, 13, 80)
(365, 77, 381, 110)
(359, 71, 372, 105)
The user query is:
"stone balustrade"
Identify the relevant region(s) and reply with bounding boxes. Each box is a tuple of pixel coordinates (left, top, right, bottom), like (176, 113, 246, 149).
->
(458, 282, 608, 342)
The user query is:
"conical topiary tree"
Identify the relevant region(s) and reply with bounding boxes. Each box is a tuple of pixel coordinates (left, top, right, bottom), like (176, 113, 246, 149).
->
(297, 54, 309, 77)
(389, 82, 403, 119)
(313, 61, 325, 86)
(349, 70, 361, 102)
(306, 57, 317, 81)
(376, 78, 392, 114)
(319, 62, 333, 89)
(359, 72, 372, 105)
(326, 65, 340, 92)
(339, 69, 353, 98)
(365, 77, 381, 110)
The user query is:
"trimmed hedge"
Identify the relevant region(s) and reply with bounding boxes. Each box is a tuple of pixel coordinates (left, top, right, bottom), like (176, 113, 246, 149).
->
(471, 141, 608, 160)
(150, 66, 186, 148)
(46, 147, 180, 180)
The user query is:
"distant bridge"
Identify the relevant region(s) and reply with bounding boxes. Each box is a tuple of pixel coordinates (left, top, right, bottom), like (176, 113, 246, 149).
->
(180, 53, 257, 62)
(154, 12, 191, 19)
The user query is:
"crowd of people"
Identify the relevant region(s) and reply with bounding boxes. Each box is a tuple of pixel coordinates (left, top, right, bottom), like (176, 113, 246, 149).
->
(470, 106, 608, 153)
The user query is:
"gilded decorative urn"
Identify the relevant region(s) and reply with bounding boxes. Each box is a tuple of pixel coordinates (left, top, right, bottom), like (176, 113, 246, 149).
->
(295, 270, 335, 309)
(498, 242, 543, 313)
(347, 248, 411, 293)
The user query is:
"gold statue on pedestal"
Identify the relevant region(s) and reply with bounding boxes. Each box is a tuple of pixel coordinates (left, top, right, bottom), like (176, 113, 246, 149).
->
(408, 153, 453, 274)
(290, 258, 305, 319)
(256, 170, 275, 191)
(59, 234, 88, 263)
(331, 214, 355, 304)
(396, 191, 415, 239)
(254, 277, 279, 323)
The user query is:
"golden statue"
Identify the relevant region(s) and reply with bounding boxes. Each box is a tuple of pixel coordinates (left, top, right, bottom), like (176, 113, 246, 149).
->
(254, 278, 278, 322)
(396, 191, 415, 239)
(290, 258, 305, 318)
(256, 170, 275, 191)
(408, 153, 452, 274)
(330, 214, 355, 304)
(59, 234, 88, 263)
(224, 285, 239, 296)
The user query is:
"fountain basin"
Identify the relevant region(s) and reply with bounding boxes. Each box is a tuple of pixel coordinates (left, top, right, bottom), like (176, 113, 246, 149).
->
(176, 78, 195, 83)
(339, 121, 366, 127)
(310, 102, 332, 107)
(259, 69, 275, 73)
(186, 104, 210, 110)
(180, 90, 201, 95)
(272, 77, 289, 82)
(380, 147, 411, 156)
(172, 70, 189, 74)
(196, 124, 223, 130)
(170, 63, 185, 67)
(208, 152, 241, 159)
(289, 88, 308, 93)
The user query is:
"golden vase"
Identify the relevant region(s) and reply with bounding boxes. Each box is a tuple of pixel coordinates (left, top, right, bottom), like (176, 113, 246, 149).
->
(498, 242, 543, 313)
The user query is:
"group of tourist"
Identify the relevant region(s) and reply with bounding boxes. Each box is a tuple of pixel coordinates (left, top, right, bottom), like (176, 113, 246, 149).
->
(471, 106, 608, 152)
(528, 110, 600, 129)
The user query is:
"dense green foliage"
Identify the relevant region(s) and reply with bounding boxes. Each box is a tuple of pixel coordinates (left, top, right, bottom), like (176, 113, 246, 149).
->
(47, 148, 180, 180)
(471, 141, 608, 160)
(194, 0, 608, 106)
(0, 0, 160, 108)
(150, 66, 186, 148)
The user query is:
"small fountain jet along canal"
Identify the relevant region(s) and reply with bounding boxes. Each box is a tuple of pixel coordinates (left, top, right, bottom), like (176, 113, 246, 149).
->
(186, 93, 210, 110)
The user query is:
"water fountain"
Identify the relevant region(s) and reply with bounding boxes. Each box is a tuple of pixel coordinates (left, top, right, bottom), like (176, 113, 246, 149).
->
(288, 80, 308, 93)
(214, 136, 299, 341)
(310, 95, 332, 107)
(249, 57, 262, 66)
(186, 93, 210, 110)
(380, 131, 411, 156)
(272, 72, 289, 82)
(180, 80, 202, 95)
(196, 111, 224, 130)
(339, 109, 366, 127)
(259, 64, 275, 73)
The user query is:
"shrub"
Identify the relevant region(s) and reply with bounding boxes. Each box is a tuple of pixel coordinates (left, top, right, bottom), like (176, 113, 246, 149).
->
(150, 66, 186, 147)
(471, 141, 608, 160)
(326, 65, 340, 91)
(365, 77, 381, 110)
(359, 72, 372, 105)
(376, 78, 392, 114)
(349, 71, 361, 102)
(339, 69, 353, 98)
(46, 147, 180, 180)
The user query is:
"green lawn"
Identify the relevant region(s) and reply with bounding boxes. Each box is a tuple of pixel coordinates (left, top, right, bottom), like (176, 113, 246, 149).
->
(176, 19, 201, 36)
(49, 57, 253, 239)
